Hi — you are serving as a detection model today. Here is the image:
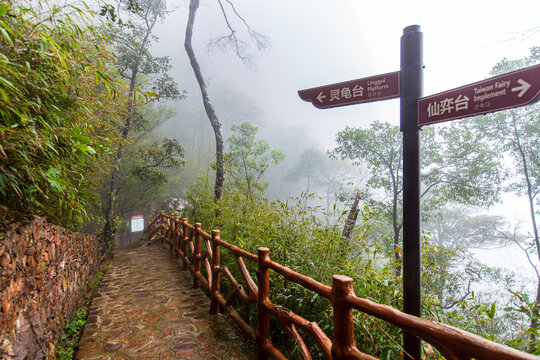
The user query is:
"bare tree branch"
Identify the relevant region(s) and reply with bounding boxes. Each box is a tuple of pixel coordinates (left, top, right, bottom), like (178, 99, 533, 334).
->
(206, 0, 268, 66)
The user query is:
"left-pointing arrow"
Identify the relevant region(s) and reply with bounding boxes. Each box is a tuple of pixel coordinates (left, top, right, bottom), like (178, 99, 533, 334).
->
(316, 92, 326, 103)
(511, 78, 531, 98)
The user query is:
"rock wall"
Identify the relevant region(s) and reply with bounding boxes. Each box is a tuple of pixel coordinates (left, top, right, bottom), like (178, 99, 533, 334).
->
(0, 217, 102, 359)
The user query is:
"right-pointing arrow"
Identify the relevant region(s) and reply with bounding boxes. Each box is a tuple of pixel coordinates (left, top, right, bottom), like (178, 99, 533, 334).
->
(511, 78, 531, 98)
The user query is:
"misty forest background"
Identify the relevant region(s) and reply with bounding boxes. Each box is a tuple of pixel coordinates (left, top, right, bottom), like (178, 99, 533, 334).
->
(1, 0, 539, 358)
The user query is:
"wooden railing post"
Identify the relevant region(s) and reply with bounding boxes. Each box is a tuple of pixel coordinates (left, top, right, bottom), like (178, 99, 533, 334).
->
(256, 247, 270, 360)
(182, 218, 189, 270)
(192, 223, 202, 289)
(147, 221, 151, 244)
(172, 217, 179, 258)
(160, 210, 165, 245)
(210, 230, 221, 315)
(331, 275, 359, 359)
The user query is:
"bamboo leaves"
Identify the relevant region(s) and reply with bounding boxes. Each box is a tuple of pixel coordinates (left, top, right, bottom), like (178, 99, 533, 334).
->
(0, 1, 125, 228)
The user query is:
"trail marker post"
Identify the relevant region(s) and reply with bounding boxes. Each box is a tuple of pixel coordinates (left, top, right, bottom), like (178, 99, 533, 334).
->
(298, 25, 540, 360)
(399, 25, 423, 360)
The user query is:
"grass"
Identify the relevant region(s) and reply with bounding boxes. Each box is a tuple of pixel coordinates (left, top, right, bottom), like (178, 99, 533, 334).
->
(55, 263, 111, 360)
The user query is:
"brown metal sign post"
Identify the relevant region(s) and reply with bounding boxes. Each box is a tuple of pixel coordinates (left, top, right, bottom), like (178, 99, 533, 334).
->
(298, 26, 422, 359)
(299, 24, 540, 360)
(298, 25, 423, 359)
(400, 25, 423, 360)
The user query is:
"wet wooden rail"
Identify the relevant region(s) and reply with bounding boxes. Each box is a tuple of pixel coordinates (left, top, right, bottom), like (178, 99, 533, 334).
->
(147, 211, 535, 360)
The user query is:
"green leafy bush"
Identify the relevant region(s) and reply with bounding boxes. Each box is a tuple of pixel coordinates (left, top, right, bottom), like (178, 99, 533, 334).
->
(0, 1, 125, 228)
(184, 176, 405, 358)
(182, 173, 539, 357)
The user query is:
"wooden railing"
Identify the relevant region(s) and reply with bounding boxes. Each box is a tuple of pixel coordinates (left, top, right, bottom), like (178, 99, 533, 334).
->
(146, 211, 536, 360)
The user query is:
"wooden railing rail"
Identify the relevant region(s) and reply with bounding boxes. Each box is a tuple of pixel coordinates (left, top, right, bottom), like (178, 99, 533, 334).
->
(147, 211, 536, 360)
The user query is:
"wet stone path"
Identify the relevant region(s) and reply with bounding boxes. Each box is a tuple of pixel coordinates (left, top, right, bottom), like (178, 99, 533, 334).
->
(76, 244, 255, 359)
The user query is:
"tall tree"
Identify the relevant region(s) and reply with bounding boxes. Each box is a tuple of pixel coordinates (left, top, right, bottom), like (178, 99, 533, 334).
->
(101, 0, 182, 244)
(423, 206, 512, 249)
(471, 47, 540, 331)
(286, 148, 326, 196)
(224, 122, 284, 195)
(332, 120, 503, 271)
(184, 0, 267, 207)
(286, 148, 355, 211)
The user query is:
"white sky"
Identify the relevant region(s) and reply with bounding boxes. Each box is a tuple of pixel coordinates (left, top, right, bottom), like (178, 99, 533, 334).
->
(156, 0, 539, 148)
(153, 0, 539, 282)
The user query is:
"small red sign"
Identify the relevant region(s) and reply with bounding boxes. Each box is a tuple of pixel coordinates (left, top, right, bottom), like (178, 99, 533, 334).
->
(418, 63, 540, 126)
(298, 71, 400, 109)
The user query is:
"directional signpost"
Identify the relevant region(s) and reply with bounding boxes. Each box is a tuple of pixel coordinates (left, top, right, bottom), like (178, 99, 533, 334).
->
(298, 71, 400, 109)
(418, 63, 540, 126)
(298, 25, 539, 360)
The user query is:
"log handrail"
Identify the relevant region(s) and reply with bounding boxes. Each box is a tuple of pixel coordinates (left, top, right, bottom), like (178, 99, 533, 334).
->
(147, 212, 536, 360)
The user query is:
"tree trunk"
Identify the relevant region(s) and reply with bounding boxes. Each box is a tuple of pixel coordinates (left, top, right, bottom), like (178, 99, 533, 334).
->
(512, 114, 540, 336)
(185, 0, 225, 205)
(392, 189, 402, 276)
(342, 190, 361, 254)
(532, 275, 540, 339)
(101, 67, 138, 245)
(101, 8, 160, 244)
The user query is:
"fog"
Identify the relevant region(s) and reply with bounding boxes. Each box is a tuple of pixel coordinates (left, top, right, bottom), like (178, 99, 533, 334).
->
(146, 0, 539, 288)
(153, 0, 539, 146)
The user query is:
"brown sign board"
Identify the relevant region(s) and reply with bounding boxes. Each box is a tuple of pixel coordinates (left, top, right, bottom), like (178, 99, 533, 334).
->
(298, 71, 400, 109)
(418, 63, 540, 126)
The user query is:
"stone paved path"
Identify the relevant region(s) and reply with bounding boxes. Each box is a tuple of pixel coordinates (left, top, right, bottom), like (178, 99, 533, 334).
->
(76, 244, 255, 359)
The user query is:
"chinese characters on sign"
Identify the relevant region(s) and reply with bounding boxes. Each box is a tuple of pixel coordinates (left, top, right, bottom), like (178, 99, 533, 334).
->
(298, 71, 400, 109)
(426, 94, 470, 117)
(418, 63, 540, 126)
(328, 85, 365, 102)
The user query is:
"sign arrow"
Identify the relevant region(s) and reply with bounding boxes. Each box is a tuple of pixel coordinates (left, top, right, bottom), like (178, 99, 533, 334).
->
(298, 71, 400, 109)
(418, 63, 540, 126)
(511, 78, 531, 98)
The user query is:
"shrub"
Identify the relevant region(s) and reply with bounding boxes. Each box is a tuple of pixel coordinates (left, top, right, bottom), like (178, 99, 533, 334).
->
(0, 1, 124, 228)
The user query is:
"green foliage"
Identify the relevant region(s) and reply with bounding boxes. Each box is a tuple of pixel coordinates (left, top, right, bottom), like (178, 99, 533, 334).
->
(97, 0, 185, 241)
(184, 175, 407, 358)
(104, 107, 185, 223)
(56, 307, 88, 359)
(285, 148, 355, 211)
(332, 120, 503, 262)
(423, 206, 517, 249)
(86, 263, 111, 299)
(109, 0, 182, 103)
(182, 169, 540, 357)
(224, 122, 284, 194)
(0, 1, 125, 228)
(466, 48, 540, 352)
(56, 263, 110, 360)
(504, 290, 540, 354)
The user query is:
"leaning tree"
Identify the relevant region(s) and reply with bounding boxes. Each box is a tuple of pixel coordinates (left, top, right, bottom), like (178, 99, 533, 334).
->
(184, 0, 268, 206)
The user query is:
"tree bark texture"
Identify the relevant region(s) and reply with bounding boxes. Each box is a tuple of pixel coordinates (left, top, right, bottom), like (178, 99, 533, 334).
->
(185, 0, 225, 203)
(342, 190, 360, 241)
(511, 113, 540, 333)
